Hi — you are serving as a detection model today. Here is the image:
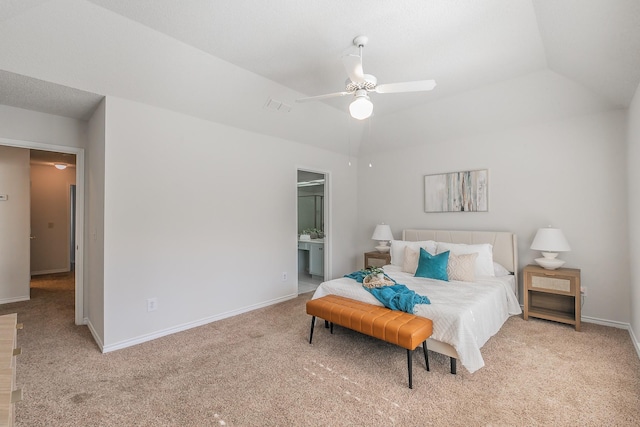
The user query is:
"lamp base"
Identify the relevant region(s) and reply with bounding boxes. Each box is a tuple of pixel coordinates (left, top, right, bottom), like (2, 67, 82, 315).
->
(534, 257, 565, 270)
(375, 245, 390, 253)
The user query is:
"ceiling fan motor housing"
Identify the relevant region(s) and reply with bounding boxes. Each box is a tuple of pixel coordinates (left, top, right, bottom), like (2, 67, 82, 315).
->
(345, 74, 377, 92)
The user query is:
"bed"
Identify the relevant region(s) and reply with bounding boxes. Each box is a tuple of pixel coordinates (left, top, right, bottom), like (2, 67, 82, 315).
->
(311, 229, 522, 374)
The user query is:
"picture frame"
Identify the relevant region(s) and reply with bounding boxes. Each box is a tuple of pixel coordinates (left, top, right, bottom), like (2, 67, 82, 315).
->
(424, 169, 488, 212)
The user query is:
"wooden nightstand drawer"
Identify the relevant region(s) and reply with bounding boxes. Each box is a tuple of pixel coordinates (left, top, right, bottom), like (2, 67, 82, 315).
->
(530, 275, 573, 294)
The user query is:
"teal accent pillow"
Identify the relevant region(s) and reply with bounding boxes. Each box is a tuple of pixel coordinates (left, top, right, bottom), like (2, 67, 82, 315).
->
(414, 248, 449, 281)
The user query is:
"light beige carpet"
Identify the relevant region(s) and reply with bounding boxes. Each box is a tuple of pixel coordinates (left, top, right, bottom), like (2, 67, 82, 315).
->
(1, 273, 639, 426)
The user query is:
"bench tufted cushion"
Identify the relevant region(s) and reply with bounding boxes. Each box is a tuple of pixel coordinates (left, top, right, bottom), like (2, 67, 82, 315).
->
(306, 295, 433, 350)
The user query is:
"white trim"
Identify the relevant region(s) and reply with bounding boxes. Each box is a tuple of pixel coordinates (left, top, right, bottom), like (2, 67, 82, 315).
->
(74, 149, 85, 325)
(101, 294, 297, 353)
(296, 166, 332, 282)
(515, 308, 632, 331)
(629, 325, 640, 359)
(0, 296, 30, 305)
(85, 318, 103, 351)
(581, 315, 630, 329)
(324, 171, 331, 280)
(0, 137, 85, 326)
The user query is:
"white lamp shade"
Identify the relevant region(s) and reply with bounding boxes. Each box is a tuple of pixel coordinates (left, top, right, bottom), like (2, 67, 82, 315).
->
(371, 224, 393, 241)
(530, 227, 571, 252)
(349, 96, 373, 120)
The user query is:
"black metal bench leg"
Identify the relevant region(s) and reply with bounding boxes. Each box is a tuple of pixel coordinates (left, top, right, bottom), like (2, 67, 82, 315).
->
(330, 322, 334, 334)
(407, 349, 413, 389)
(309, 316, 316, 344)
(450, 357, 457, 374)
(422, 341, 430, 371)
(324, 320, 329, 328)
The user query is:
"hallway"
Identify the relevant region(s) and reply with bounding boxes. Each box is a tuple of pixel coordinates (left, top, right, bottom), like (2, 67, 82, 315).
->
(30, 272, 74, 292)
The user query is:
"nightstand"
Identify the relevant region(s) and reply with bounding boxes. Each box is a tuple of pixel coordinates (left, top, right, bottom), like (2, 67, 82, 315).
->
(523, 264, 581, 331)
(364, 251, 391, 268)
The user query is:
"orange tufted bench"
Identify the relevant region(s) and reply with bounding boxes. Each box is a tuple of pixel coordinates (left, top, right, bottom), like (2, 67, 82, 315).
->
(306, 295, 433, 388)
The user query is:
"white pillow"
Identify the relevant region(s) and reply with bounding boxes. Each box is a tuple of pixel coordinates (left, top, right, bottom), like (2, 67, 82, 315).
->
(436, 242, 495, 277)
(390, 240, 437, 267)
(493, 262, 511, 277)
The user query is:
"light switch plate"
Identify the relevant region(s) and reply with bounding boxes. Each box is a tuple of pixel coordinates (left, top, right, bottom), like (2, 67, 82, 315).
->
(0, 194, 7, 201)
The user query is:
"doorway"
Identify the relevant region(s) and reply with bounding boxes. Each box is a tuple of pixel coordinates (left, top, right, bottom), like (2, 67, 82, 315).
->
(0, 137, 85, 325)
(30, 150, 77, 275)
(297, 169, 329, 294)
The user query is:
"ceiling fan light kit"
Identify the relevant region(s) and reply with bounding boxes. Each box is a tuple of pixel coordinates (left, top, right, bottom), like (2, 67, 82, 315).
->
(349, 90, 373, 120)
(296, 35, 436, 120)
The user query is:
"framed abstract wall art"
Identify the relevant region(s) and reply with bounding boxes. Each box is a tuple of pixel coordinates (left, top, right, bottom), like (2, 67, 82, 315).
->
(424, 169, 488, 212)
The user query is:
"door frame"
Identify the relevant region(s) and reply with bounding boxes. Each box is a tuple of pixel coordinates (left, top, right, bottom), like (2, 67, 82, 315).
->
(0, 137, 85, 326)
(296, 167, 331, 282)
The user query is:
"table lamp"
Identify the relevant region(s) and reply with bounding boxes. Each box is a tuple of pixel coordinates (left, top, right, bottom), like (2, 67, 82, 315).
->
(530, 227, 571, 270)
(371, 223, 393, 253)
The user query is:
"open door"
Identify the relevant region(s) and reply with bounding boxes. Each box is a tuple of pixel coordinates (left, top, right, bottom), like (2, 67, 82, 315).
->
(0, 146, 31, 303)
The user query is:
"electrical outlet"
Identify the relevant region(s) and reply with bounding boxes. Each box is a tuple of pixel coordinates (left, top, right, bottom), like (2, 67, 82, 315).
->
(282, 272, 288, 281)
(581, 286, 587, 296)
(147, 297, 158, 312)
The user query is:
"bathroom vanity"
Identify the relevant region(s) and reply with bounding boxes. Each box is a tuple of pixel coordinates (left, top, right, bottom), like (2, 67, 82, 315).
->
(298, 239, 324, 278)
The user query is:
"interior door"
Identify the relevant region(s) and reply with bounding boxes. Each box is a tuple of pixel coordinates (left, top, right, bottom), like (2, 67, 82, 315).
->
(0, 146, 31, 301)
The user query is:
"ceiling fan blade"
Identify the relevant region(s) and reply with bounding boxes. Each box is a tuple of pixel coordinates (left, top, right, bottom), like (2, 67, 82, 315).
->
(342, 54, 365, 84)
(296, 91, 351, 103)
(375, 79, 437, 94)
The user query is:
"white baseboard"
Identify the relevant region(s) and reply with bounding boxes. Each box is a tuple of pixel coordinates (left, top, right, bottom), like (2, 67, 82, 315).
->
(0, 295, 30, 305)
(31, 268, 70, 276)
(85, 318, 104, 352)
(101, 293, 298, 353)
(629, 325, 640, 359)
(581, 315, 630, 329)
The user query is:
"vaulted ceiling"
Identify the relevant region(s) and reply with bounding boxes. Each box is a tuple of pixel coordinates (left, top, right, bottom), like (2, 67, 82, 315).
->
(1, 0, 639, 154)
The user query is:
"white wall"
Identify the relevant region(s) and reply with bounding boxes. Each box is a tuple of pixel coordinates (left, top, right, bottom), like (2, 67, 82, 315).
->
(0, 146, 30, 303)
(358, 110, 630, 325)
(628, 83, 640, 353)
(0, 105, 86, 147)
(86, 98, 106, 345)
(100, 96, 358, 349)
(30, 163, 76, 274)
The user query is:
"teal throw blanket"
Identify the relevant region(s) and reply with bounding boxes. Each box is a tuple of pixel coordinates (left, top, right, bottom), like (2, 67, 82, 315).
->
(365, 284, 431, 314)
(343, 271, 430, 314)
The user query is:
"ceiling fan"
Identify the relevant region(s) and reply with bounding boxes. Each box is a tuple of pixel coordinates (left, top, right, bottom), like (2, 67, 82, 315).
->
(296, 35, 436, 120)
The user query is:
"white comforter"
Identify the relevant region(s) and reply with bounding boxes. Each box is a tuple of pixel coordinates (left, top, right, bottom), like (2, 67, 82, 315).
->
(311, 265, 522, 373)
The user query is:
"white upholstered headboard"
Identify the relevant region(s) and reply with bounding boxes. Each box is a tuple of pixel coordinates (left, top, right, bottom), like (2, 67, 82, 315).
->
(402, 229, 518, 282)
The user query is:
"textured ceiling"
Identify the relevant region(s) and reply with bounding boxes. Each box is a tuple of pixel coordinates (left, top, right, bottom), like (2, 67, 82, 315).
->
(0, 0, 639, 153)
(0, 70, 103, 120)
